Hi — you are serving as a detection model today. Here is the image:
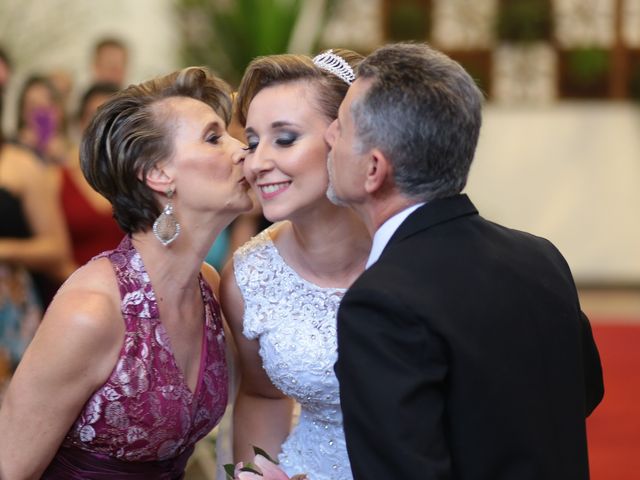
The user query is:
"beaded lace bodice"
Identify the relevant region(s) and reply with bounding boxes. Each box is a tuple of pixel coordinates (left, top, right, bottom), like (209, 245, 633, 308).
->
(234, 226, 353, 480)
(61, 237, 228, 462)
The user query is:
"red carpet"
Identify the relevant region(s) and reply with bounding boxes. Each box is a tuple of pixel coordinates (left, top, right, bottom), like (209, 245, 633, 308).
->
(587, 323, 640, 480)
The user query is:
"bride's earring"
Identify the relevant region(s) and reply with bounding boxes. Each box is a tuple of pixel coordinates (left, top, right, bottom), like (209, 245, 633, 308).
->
(152, 188, 180, 246)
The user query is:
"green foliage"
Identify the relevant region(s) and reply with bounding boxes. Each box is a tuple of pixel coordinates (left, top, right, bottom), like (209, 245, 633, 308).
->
(387, 1, 430, 42)
(496, 0, 552, 43)
(176, 0, 336, 87)
(565, 47, 610, 88)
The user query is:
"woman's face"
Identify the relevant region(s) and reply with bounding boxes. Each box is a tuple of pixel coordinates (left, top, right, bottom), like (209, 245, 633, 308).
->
(243, 81, 333, 222)
(22, 82, 61, 130)
(23, 83, 53, 113)
(80, 92, 112, 132)
(161, 96, 252, 217)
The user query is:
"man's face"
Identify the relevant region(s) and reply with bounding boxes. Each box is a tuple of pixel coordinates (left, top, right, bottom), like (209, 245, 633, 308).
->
(94, 45, 127, 86)
(325, 77, 372, 207)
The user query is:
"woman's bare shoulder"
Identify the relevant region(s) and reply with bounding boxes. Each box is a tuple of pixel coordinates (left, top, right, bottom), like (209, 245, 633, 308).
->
(50, 257, 122, 337)
(18, 257, 125, 393)
(60, 256, 117, 292)
(1, 143, 42, 170)
(0, 144, 46, 188)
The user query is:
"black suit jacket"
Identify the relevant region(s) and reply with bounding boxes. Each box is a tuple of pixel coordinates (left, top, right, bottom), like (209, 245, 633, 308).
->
(335, 194, 604, 480)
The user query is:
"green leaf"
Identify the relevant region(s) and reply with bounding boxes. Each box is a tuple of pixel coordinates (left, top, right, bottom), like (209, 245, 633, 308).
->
(223, 463, 236, 479)
(223, 460, 265, 478)
(496, 0, 553, 43)
(240, 462, 263, 474)
(253, 445, 278, 464)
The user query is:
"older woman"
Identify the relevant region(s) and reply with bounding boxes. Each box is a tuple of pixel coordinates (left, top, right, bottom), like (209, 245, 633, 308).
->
(0, 66, 252, 479)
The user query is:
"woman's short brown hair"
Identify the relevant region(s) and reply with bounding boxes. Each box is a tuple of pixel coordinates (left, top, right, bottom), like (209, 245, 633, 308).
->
(235, 48, 363, 127)
(80, 66, 232, 234)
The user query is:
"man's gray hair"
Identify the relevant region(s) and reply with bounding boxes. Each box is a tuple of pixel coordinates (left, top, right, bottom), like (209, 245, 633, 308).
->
(352, 42, 484, 201)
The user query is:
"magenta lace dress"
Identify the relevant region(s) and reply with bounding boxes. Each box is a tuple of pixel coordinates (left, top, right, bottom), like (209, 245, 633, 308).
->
(42, 237, 228, 479)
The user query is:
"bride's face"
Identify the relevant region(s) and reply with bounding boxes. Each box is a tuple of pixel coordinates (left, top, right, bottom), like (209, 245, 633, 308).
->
(243, 81, 333, 222)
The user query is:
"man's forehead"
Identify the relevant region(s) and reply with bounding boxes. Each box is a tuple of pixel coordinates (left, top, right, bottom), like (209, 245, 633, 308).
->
(343, 77, 372, 113)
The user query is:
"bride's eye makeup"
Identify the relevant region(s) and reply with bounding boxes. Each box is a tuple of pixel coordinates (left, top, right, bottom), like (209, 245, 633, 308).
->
(275, 131, 298, 147)
(244, 134, 259, 152)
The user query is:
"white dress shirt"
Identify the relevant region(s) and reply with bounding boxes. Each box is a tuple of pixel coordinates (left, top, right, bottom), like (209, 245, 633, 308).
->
(365, 202, 426, 269)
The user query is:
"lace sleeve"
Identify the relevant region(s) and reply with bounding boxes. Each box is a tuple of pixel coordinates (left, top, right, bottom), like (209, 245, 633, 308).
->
(232, 232, 274, 340)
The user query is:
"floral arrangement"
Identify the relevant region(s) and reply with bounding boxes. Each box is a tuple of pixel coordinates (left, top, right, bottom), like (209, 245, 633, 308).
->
(224, 447, 307, 480)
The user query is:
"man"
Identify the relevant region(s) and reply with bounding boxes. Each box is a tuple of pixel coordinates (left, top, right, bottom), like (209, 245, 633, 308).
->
(92, 37, 128, 88)
(326, 42, 604, 480)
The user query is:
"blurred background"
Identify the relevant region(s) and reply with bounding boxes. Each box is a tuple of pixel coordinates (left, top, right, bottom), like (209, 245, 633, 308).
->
(0, 1, 638, 479)
(1, 0, 638, 284)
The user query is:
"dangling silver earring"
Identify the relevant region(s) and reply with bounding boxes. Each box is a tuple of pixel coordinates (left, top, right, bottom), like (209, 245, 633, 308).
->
(153, 188, 180, 246)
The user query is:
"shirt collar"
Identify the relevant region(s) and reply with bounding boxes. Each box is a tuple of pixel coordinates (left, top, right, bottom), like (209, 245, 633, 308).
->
(365, 202, 426, 269)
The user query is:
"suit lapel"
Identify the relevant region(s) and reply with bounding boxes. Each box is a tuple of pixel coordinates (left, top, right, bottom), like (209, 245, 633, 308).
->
(384, 194, 478, 251)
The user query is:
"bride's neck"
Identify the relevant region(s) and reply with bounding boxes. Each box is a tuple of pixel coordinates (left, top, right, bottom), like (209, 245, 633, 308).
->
(275, 208, 371, 288)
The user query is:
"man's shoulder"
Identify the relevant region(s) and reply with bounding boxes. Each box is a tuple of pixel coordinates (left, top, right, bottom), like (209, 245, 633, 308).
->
(355, 213, 571, 292)
(348, 253, 424, 297)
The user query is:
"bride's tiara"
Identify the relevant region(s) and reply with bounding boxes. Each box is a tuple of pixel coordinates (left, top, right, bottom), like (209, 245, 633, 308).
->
(312, 49, 355, 85)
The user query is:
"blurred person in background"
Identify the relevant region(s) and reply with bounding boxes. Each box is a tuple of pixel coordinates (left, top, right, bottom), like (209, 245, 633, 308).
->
(55, 82, 123, 277)
(0, 66, 71, 393)
(11, 74, 72, 307)
(47, 68, 75, 116)
(92, 37, 128, 88)
(13, 74, 69, 166)
(0, 65, 251, 479)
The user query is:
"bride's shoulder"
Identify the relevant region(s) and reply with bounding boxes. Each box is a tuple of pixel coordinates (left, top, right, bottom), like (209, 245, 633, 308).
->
(234, 222, 285, 262)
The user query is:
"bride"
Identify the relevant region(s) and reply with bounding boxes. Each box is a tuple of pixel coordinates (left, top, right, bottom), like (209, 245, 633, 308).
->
(220, 49, 370, 480)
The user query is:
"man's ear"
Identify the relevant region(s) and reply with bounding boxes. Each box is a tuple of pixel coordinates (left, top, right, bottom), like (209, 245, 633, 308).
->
(143, 164, 174, 194)
(364, 148, 392, 194)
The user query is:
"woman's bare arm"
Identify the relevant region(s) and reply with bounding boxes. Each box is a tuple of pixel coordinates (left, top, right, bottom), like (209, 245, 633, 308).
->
(220, 261, 294, 463)
(0, 147, 72, 279)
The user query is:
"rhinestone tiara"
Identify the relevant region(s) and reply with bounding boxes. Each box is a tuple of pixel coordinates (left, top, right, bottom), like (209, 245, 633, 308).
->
(312, 49, 355, 85)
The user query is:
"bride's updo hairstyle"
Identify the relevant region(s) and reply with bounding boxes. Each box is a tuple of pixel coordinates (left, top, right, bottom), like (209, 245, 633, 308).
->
(235, 48, 363, 127)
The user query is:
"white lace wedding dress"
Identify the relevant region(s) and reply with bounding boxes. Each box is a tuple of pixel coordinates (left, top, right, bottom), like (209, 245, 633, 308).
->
(233, 226, 353, 480)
